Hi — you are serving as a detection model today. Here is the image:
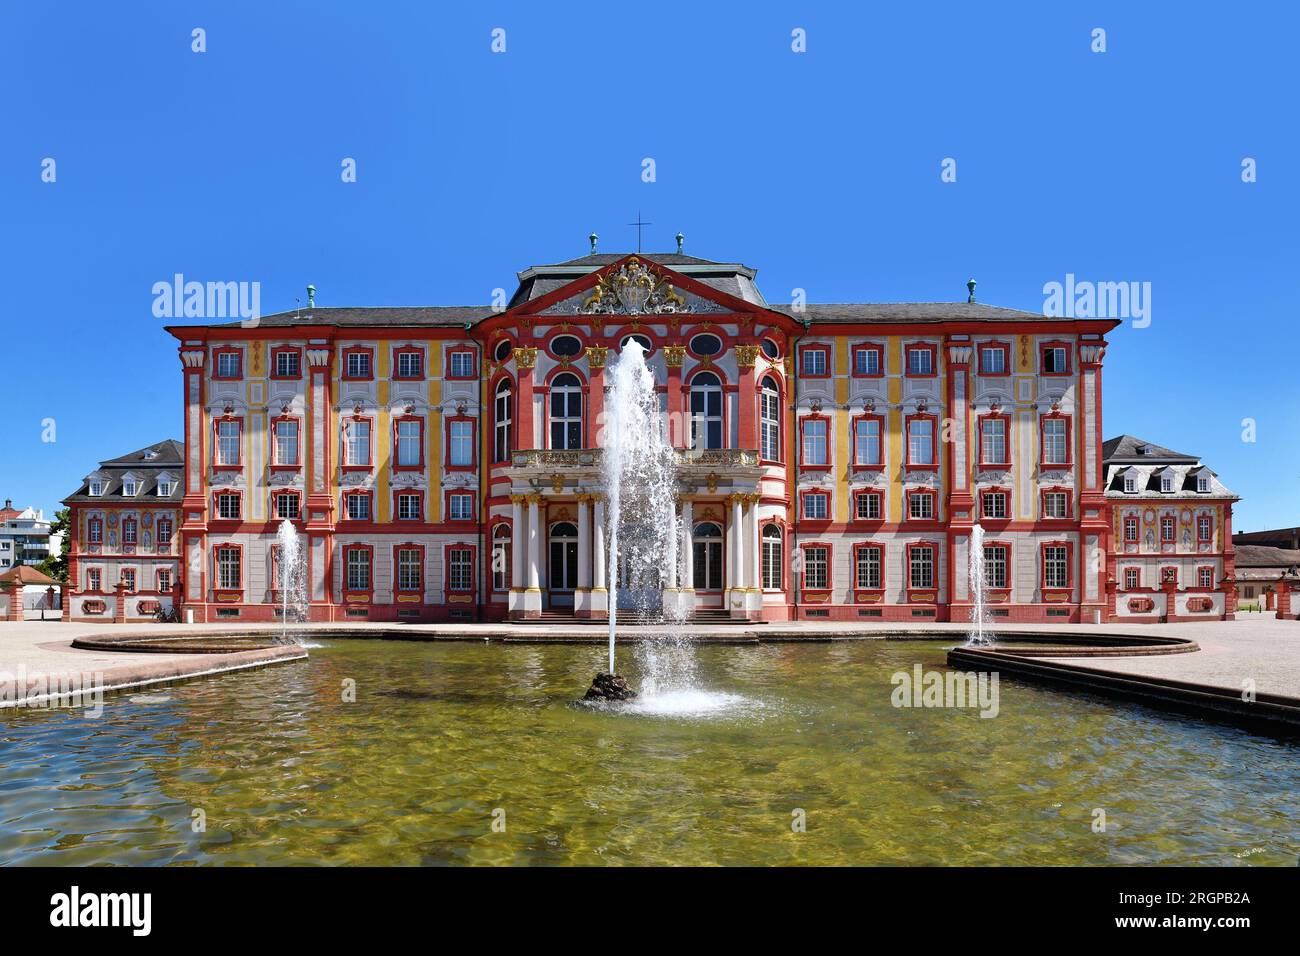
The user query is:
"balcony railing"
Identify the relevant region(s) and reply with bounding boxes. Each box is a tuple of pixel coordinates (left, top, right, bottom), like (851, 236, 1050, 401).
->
(511, 448, 760, 469)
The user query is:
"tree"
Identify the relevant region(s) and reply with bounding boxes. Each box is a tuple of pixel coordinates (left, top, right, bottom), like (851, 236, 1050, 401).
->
(36, 507, 71, 582)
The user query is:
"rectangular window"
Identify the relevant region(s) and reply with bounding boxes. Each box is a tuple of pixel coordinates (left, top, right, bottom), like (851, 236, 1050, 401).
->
(909, 492, 935, 520)
(1161, 515, 1175, 544)
(397, 548, 422, 592)
(981, 491, 1007, 519)
(906, 346, 934, 376)
(760, 386, 781, 461)
(449, 420, 474, 467)
(801, 419, 828, 466)
(274, 492, 300, 520)
(215, 351, 241, 378)
(853, 346, 881, 376)
(396, 419, 422, 468)
(448, 549, 473, 591)
(1197, 515, 1212, 543)
(157, 519, 172, 545)
(1042, 418, 1068, 465)
(1043, 546, 1069, 589)
(123, 520, 137, 544)
(274, 420, 299, 466)
(345, 351, 372, 379)
(1124, 516, 1138, 543)
(1124, 474, 1137, 493)
(346, 549, 371, 591)
(1160, 473, 1174, 493)
(157, 569, 172, 593)
(216, 421, 241, 466)
(216, 493, 241, 520)
(800, 348, 827, 377)
(1197, 475, 1210, 493)
(274, 350, 300, 378)
(449, 351, 476, 378)
(980, 418, 1007, 465)
(89, 480, 103, 497)
(121, 569, 136, 593)
(1042, 346, 1068, 374)
(802, 492, 829, 520)
(854, 418, 881, 466)
(217, 547, 240, 590)
(1124, 568, 1140, 590)
(396, 494, 422, 521)
(1198, 567, 1214, 588)
(855, 491, 881, 521)
(346, 494, 371, 521)
(980, 346, 1006, 375)
(984, 545, 1008, 589)
(856, 546, 881, 589)
(1043, 492, 1070, 519)
(123, 479, 138, 496)
(396, 351, 423, 379)
(88, 568, 101, 591)
(448, 493, 473, 521)
(907, 418, 934, 466)
(157, 480, 173, 497)
(761, 533, 783, 590)
(347, 420, 372, 467)
(89, 520, 102, 544)
(909, 546, 935, 589)
(803, 546, 828, 589)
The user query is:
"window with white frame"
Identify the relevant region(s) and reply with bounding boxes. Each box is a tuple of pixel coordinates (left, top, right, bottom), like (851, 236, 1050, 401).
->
(690, 372, 724, 450)
(1043, 491, 1070, 519)
(1198, 567, 1214, 588)
(448, 492, 473, 521)
(274, 420, 299, 466)
(1124, 567, 1140, 590)
(123, 478, 138, 496)
(397, 548, 422, 592)
(449, 420, 474, 467)
(981, 418, 1007, 465)
(121, 568, 136, 593)
(1042, 346, 1068, 373)
(1043, 546, 1069, 589)
(909, 492, 935, 520)
(274, 492, 299, 520)
(907, 418, 934, 466)
(346, 351, 371, 378)
(984, 544, 1008, 589)
(494, 380, 513, 463)
(216, 547, 240, 590)
(856, 546, 882, 589)
(89, 479, 103, 496)
(801, 419, 828, 466)
(1197, 474, 1210, 492)
(396, 351, 423, 378)
(216, 352, 240, 378)
(157, 569, 172, 593)
(854, 347, 880, 376)
(803, 546, 828, 589)
(448, 549, 473, 591)
(217, 421, 241, 466)
(346, 420, 372, 467)
(216, 492, 241, 520)
(275, 350, 299, 378)
(761, 525, 783, 590)
(856, 491, 882, 521)
(87, 568, 101, 591)
(549, 373, 583, 450)
(980, 346, 1005, 374)
(449, 351, 475, 378)
(801, 349, 827, 377)
(760, 377, 781, 461)
(1042, 418, 1068, 465)
(492, 526, 511, 591)
(1124, 473, 1137, 493)
(854, 418, 882, 467)
(981, 491, 1007, 519)
(346, 548, 371, 590)
(396, 493, 422, 521)
(909, 546, 935, 589)
(906, 347, 933, 376)
(803, 492, 829, 520)
(396, 419, 422, 467)
(157, 478, 174, 497)
(346, 494, 371, 521)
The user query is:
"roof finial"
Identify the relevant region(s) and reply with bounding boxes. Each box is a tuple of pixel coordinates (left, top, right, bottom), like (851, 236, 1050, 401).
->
(589, 232, 598, 255)
(676, 231, 684, 254)
(966, 277, 977, 303)
(306, 284, 316, 309)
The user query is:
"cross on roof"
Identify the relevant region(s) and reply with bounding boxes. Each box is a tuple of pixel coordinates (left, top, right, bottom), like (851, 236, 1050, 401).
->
(627, 211, 653, 253)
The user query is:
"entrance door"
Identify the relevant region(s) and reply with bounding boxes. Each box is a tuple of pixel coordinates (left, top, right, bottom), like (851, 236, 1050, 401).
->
(547, 522, 578, 608)
(692, 521, 724, 609)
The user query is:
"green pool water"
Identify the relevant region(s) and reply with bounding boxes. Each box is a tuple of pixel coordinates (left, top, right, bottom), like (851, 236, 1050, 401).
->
(1, 639, 1295, 865)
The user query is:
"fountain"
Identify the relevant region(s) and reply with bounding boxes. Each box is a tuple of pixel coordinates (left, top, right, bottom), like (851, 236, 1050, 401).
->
(965, 522, 994, 647)
(275, 518, 308, 644)
(583, 340, 681, 701)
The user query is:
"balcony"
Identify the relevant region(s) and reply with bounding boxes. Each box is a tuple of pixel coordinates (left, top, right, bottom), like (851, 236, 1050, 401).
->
(509, 448, 762, 490)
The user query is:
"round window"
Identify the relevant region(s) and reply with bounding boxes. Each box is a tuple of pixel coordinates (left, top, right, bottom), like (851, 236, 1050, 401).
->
(620, 334, 654, 353)
(551, 335, 582, 357)
(494, 339, 513, 362)
(690, 333, 723, 357)
(761, 338, 779, 359)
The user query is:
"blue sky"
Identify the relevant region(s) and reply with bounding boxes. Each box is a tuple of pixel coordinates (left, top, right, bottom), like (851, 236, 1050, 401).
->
(2, 1, 1296, 531)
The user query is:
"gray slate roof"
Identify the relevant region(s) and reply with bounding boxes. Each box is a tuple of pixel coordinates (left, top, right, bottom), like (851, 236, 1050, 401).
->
(206, 306, 493, 330)
(768, 302, 1047, 324)
(1102, 434, 1198, 464)
(1235, 545, 1300, 568)
(63, 440, 184, 505)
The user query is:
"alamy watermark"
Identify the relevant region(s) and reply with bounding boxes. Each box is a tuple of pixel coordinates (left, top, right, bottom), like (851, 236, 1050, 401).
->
(891, 664, 999, 718)
(1, 665, 104, 717)
(1043, 273, 1151, 328)
(152, 273, 261, 326)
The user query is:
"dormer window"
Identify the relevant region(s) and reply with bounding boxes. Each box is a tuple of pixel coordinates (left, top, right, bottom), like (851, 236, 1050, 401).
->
(1160, 473, 1174, 493)
(123, 478, 139, 496)
(89, 480, 103, 497)
(1123, 475, 1136, 493)
(157, 479, 174, 497)
(1197, 474, 1210, 493)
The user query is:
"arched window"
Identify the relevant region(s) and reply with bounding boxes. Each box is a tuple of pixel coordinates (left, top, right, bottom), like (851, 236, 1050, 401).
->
(549, 373, 583, 449)
(760, 375, 781, 461)
(690, 372, 724, 450)
(549, 521, 579, 591)
(761, 524, 783, 590)
(494, 339, 513, 363)
(492, 524, 511, 591)
(693, 521, 723, 590)
(494, 379, 513, 462)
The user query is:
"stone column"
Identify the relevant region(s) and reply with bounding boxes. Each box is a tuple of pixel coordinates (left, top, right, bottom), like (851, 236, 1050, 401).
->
(735, 342, 760, 450)
(60, 583, 71, 622)
(305, 345, 336, 622)
(681, 499, 695, 595)
(748, 495, 761, 597)
(591, 494, 608, 617)
(508, 494, 527, 619)
(523, 494, 542, 618)
(516, 347, 538, 450)
(112, 581, 128, 624)
(585, 348, 607, 449)
(1276, 578, 1292, 621)
(5, 581, 23, 622)
(576, 494, 592, 617)
(664, 346, 686, 448)
(731, 495, 746, 590)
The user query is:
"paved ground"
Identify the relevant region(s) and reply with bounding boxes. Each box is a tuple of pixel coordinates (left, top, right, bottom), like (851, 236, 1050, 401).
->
(1, 615, 1296, 706)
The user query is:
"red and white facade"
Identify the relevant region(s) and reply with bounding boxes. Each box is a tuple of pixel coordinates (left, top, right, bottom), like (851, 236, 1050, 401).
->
(137, 252, 1164, 624)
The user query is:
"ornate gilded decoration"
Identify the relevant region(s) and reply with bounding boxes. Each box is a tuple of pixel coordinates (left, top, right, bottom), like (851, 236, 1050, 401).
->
(577, 257, 690, 315)
(706, 473, 719, 494)
(551, 473, 566, 493)
(663, 345, 686, 368)
(515, 346, 538, 370)
(585, 345, 608, 369)
(734, 344, 760, 369)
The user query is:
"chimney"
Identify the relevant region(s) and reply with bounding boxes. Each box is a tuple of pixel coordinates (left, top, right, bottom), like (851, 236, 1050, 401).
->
(966, 278, 977, 303)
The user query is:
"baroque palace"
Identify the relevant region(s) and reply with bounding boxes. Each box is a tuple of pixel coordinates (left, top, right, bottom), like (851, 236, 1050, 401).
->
(59, 247, 1242, 624)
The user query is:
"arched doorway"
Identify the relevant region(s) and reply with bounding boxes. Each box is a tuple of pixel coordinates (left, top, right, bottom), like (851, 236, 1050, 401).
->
(547, 521, 578, 608)
(693, 521, 724, 608)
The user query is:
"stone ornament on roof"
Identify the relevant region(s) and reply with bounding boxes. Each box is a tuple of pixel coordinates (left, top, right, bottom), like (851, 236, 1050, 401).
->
(577, 257, 690, 315)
